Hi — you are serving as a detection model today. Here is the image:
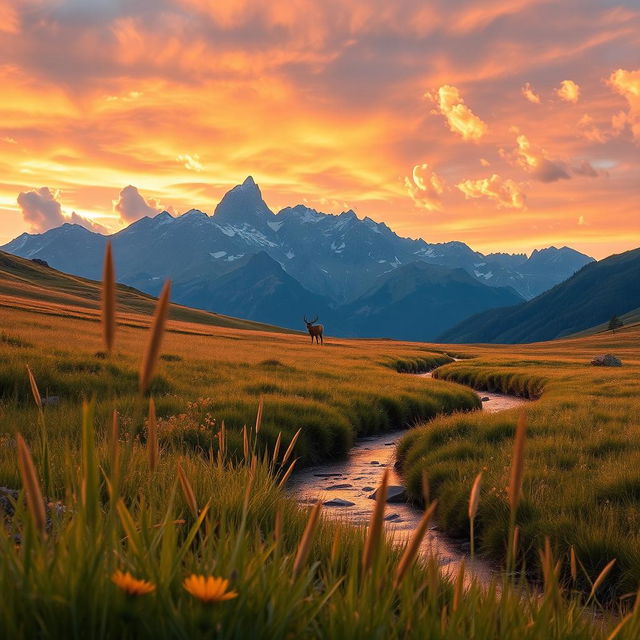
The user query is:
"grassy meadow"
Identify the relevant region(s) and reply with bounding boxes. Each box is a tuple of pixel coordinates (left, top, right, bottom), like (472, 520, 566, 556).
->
(398, 323, 640, 602)
(1, 255, 640, 637)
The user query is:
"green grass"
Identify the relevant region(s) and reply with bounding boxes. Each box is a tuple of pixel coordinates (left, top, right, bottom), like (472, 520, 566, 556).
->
(398, 326, 640, 603)
(1, 395, 632, 639)
(1, 260, 640, 637)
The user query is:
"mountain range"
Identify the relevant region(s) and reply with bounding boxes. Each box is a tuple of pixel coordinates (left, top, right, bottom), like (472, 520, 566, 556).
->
(439, 247, 640, 343)
(3, 176, 595, 340)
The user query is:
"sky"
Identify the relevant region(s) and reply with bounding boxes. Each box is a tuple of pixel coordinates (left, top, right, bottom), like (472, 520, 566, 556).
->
(0, 0, 638, 259)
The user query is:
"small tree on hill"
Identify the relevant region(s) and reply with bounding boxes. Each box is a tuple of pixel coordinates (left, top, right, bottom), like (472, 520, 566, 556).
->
(608, 315, 624, 333)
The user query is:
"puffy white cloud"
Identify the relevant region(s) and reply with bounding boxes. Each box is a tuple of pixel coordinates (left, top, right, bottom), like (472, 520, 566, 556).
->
(405, 163, 446, 211)
(456, 174, 525, 210)
(114, 185, 161, 222)
(521, 82, 541, 104)
(609, 68, 640, 142)
(556, 79, 580, 103)
(178, 153, 204, 171)
(17, 187, 108, 233)
(17, 187, 66, 232)
(430, 85, 487, 141)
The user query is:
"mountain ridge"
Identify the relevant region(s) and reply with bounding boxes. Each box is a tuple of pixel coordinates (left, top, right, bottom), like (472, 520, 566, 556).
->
(439, 247, 640, 343)
(2, 176, 596, 340)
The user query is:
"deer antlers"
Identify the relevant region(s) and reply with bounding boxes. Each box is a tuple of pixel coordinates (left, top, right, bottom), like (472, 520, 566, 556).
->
(304, 315, 319, 324)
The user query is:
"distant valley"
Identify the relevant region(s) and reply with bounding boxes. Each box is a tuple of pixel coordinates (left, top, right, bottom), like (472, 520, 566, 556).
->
(3, 176, 595, 341)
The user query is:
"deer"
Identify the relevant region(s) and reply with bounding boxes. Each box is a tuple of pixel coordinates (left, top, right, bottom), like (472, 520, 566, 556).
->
(304, 315, 324, 344)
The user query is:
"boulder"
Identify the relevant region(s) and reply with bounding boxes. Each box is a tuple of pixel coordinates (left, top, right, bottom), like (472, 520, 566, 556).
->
(591, 354, 622, 367)
(323, 497, 355, 507)
(368, 485, 407, 503)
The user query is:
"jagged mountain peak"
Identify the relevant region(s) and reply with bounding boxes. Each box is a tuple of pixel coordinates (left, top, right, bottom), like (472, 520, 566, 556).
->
(213, 176, 274, 226)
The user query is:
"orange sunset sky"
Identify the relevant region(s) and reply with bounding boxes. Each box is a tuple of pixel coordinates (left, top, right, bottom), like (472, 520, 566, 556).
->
(0, 0, 638, 259)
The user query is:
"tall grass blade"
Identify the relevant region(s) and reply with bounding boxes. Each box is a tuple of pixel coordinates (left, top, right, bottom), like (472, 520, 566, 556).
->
(26, 365, 42, 411)
(282, 428, 302, 466)
(255, 396, 264, 434)
(468, 472, 482, 559)
(293, 500, 322, 578)
(139, 280, 171, 394)
(589, 558, 616, 601)
(393, 500, 438, 588)
(570, 545, 577, 582)
(508, 412, 526, 512)
(16, 433, 46, 538)
(452, 560, 465, 612)
(102, 240, 116, 354)
(272, 432, 282, 465)
(362, 468, 389, 573)
(177, 459, 198, 517)
(242, 425, 249, 461)
(277, 458, 297, 489)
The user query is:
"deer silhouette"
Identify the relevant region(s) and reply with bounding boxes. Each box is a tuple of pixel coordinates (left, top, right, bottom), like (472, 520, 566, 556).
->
(304, 315, 324, 344)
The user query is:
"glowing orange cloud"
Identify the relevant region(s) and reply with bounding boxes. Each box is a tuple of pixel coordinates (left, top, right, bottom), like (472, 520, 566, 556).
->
(404, 164, 446, 211)
(522, 83, 541, 104)
(456, 175, 525, 210)
(556, 80, 581, 103)
(609, 68, 640, 142)
(430, 85, 488, 141)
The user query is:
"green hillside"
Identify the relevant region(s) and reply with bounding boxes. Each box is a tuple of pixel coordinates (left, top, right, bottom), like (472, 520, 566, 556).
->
(439, 247, 640, 343)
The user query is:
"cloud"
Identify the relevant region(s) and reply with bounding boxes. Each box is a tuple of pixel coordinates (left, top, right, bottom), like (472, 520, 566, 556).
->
(456, 174, 525, 210)
(521, 82, 541, 104)
(113, 185, 161, 222)
(509, 134, 571, 182)
(178, 153, 204, 171)
(571, 160, 600, 178)
(430, 85, 487, 141)
(577, 114, 609, 143)
(404, 163, 446, 211)
(556, 79, 580, 103)
(609, 68, 640, 142)
(17, 187, 66, 232)
(16, 186, 107, 233)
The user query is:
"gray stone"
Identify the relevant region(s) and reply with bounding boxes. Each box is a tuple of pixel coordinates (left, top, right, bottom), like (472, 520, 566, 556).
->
(370, 461, 380, 465)
(481, 396, 490, 402)
(325, 483, 353, 490)
(368, 485, 407, 503)
(384, 513, 400, 521)
(591, 354, 622, 367)
(323, 497, 355, 507)
(362, 486, 374, 492)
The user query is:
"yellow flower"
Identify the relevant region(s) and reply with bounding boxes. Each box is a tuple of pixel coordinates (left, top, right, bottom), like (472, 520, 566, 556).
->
(111, 570, 156, 596)
(183, 574, 238, 603)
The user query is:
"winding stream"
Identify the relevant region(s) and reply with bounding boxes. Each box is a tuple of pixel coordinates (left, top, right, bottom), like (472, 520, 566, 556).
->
(289, 371, 531, 584)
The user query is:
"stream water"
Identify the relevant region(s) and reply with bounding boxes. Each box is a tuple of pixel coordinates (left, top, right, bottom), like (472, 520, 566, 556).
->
(289, 372, 531, 584)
